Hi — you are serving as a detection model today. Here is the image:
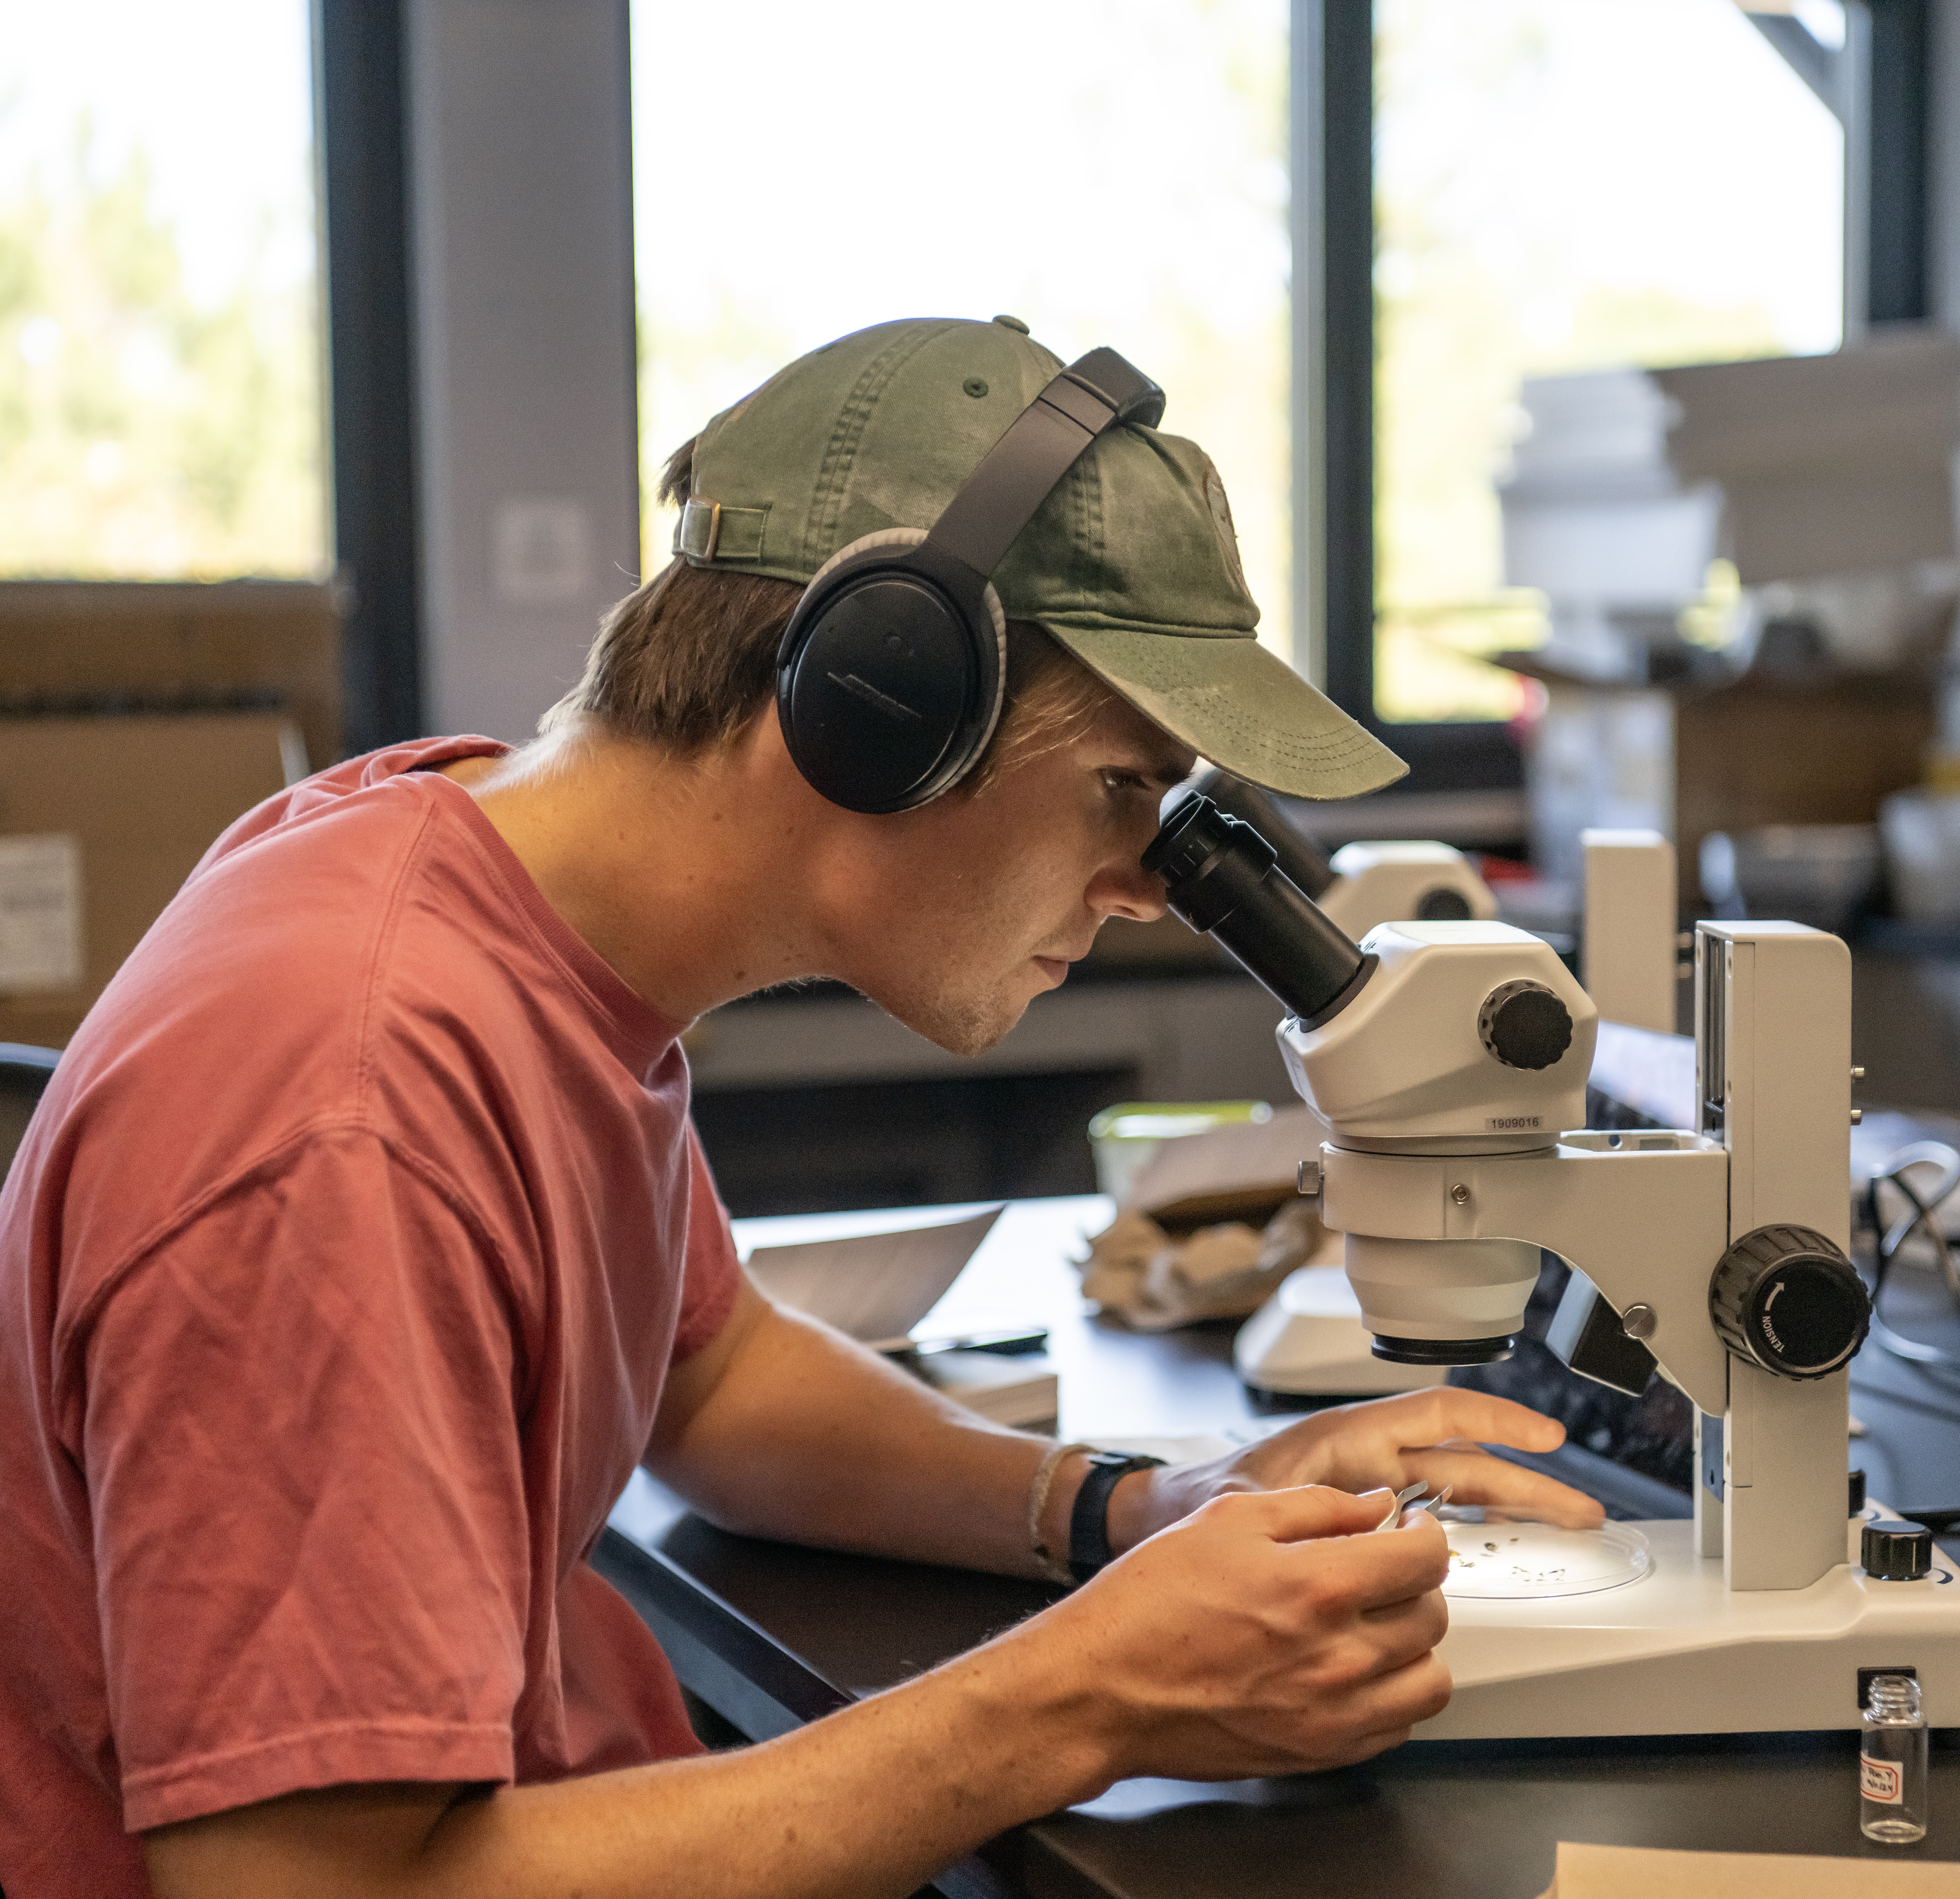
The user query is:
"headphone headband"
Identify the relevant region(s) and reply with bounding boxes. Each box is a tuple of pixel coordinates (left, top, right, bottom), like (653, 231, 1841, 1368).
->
(926, 350, 1165, 578)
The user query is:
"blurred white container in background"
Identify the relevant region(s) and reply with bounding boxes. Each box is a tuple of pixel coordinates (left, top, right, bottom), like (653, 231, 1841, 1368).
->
(1698, 824, 1880, 935)
(1880, 792, 1960, 925)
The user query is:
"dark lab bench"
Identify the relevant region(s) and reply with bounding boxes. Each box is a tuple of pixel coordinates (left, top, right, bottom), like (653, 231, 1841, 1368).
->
(598, 1198, 1960, 1899)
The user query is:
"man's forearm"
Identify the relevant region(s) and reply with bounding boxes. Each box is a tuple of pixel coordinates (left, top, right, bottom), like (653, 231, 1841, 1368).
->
(148, 1632, 1117, 1899)
(647, 1284, 1083, 1577)
(149, 1484, 1459, 1899)
(145, 1324, 1561, 1899)
(646, 1281, 1604, 1584)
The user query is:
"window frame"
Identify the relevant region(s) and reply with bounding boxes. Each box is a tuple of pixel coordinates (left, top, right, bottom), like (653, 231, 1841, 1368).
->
(315, 0, 422, 756)
(1296, 0, 1938, 806)
(310, 0, 1940, 764)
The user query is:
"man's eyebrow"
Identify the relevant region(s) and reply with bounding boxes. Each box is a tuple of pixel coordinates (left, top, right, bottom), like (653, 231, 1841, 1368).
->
(1140, 753, 1198, 790)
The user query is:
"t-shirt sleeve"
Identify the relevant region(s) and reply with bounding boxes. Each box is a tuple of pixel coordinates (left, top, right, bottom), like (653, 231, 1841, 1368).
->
(670, 1122, 740, 1365)
(68, 1129, 530, 1833)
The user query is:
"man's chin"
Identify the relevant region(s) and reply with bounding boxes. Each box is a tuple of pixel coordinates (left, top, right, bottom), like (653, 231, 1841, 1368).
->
(875, 985, 1031, 1060)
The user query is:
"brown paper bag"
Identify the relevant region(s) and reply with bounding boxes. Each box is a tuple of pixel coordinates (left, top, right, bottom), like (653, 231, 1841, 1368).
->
(1536, 1841, 1960, 1898)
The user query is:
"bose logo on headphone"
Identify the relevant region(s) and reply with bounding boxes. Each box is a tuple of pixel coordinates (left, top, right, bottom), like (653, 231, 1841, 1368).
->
(774, 347, 1165, 814)
(827, 672, 922, 725)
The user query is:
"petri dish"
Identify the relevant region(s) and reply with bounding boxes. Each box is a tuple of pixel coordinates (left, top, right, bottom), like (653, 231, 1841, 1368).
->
(1440, 1517, 1651, 1600)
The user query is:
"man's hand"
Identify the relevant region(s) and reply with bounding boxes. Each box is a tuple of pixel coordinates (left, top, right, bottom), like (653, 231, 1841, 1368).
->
(1026, 1484, 1453, 1784)
(1112, 1388, 1606, 1555)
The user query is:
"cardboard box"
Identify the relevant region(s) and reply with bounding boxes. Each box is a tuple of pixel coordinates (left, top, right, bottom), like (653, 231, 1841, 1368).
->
(1654, 328, 1960, 586)
(0, 579, 342, 773)
(1513, 658, 1934, 899)
(0, 713, 298, 1047)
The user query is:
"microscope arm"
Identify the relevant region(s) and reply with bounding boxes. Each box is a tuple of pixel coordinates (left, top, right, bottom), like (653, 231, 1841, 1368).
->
(1320, 1138, 1731, 1412)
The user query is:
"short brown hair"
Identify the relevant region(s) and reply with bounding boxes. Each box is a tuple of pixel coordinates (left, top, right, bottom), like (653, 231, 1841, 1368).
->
(543, 437, 1111, 788)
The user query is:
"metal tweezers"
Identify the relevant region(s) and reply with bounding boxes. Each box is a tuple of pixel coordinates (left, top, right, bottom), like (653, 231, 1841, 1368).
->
(1373, 1481, 1454, 1531)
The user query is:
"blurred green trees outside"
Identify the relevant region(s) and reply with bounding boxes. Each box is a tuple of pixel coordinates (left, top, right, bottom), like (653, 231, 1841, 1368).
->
(0, 133, 325, 578)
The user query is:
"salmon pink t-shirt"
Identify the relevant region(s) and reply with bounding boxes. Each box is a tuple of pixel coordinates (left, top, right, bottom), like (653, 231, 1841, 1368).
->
(0, 737, 741, 1898)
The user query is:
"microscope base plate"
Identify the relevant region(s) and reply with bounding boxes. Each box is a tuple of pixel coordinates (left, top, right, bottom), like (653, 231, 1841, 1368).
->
(1418, 1517, 1960, 1738)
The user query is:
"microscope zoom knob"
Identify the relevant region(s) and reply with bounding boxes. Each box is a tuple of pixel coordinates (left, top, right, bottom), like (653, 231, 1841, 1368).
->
(1477, 979, 1573, 1071)
(1708, 1224, 1870, 1380)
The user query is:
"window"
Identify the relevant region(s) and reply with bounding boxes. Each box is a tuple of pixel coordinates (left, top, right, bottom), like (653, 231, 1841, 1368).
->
(1372, 0, 1846, 724)
(629, 0, 1292, 655)
(0, 0, 325, 578)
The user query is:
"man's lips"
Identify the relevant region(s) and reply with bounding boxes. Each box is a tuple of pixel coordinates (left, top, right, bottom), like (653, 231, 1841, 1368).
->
(1032, 947, 1092, 986)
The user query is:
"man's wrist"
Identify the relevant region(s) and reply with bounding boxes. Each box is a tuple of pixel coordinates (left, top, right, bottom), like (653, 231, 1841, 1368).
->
(1104, 1465, 1171, 1556)
(1033, 1448, 1092, 1579)
(1034, 1450, 1186, 1576)
(1068, 1453, 1165, 1579)
(1028, 1441, 1094, 1582)
(939, 1614, 1124, 1807)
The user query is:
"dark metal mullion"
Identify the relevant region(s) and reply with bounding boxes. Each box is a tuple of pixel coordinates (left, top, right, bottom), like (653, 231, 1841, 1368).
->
(1309, 0, 1378, 724)
(1865, 0, 1932, 324)
(1302, 2, 1524, 798)
(315, 0, 423, 757)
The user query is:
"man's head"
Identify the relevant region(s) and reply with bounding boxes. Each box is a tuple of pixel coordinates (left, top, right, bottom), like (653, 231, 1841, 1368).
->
(535, 316, 1404, 1049)
(552, 314, 1404, 807)
(544, 434, 1110, 800)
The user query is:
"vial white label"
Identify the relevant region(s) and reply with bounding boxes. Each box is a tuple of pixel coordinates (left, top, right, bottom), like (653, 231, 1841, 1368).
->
(1860, 1753, 1904, 1805)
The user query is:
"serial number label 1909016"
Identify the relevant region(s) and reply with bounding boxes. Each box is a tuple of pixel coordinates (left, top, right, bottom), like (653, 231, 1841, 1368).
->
(1486, 1115, 1542, 1132)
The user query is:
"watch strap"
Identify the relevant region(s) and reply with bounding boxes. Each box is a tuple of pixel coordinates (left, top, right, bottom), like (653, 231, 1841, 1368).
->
(1068, 1451, 1166, 1583)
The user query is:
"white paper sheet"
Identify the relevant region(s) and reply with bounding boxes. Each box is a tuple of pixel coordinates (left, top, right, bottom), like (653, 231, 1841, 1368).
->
(0, 834, 83, 993)
(743, 1205, 1005, 1347)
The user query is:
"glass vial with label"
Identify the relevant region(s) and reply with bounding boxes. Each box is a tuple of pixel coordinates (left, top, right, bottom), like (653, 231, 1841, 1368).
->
(1861, 1673, 1928, 1845)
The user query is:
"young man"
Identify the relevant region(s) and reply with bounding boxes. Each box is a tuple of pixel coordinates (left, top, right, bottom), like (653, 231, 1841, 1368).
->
(0, 317, 1598, 1899)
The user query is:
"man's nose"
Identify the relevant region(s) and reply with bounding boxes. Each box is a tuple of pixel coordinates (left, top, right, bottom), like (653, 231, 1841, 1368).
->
(1091, 854, 1169, 924)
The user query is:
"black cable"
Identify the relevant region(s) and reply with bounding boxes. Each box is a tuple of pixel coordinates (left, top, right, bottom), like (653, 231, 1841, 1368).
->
(1899, 1507, 1960, 1535)
(1861, 1141, 1960, 1370)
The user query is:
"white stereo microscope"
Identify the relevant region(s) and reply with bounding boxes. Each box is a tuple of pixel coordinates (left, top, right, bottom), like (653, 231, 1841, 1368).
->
(1144, 794, 1959, 1739)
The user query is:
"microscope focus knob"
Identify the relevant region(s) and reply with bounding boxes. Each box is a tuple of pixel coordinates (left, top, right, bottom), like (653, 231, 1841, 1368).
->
(1708, 1224, 1870, 1380)
(1477, 980, 1573, 1071)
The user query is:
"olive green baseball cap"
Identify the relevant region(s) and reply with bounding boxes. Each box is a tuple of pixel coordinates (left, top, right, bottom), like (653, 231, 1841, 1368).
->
(671, 316, 1407, 800)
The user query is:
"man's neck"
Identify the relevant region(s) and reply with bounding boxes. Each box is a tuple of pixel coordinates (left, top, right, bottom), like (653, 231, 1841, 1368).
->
(440, 722, 827, 1024)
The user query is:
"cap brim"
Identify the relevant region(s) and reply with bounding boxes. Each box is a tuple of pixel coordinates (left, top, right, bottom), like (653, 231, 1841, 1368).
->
(1040, 623, 1409, 800)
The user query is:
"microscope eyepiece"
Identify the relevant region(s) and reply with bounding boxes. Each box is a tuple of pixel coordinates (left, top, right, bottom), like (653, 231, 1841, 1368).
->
(1182, 766, 1337, 899)
(1143, 794, 1376, 1029)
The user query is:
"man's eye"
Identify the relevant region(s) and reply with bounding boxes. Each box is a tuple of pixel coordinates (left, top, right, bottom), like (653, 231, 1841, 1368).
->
(1100, 770, 1148, 795)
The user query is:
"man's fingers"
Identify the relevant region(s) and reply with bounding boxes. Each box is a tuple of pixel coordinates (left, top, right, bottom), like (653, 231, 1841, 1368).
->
(1202, 1483, 1450, 1604)
(1275, 1505, 1451, 1609)
(1402, 1447, 1604, 1528)
(1370, 1386, 1571, 1455)
(1315, 1652, 1455, 1758)
(1230, 1482, 1397, 1545)
(1354, 1576, 1451, 1664)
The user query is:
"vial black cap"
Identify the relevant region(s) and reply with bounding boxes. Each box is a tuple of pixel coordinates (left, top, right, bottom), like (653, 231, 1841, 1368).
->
(1862, 1518, 1933, 1581)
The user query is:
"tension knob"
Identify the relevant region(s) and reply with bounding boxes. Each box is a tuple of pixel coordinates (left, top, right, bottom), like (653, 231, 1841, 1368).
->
(1477, 979, 1573, 1071)
(1415, 886, 1473, 921)
(1708, 1224, 1870, 1380)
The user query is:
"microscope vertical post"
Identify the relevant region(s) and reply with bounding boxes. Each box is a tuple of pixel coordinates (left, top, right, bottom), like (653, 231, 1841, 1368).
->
(1696, 923, 1856, 1592)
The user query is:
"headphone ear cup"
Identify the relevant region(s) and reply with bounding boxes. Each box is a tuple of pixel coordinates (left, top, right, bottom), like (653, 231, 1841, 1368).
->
(777, 532, 1006, 813)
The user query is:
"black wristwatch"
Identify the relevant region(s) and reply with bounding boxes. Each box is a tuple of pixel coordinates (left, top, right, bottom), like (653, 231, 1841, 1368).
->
(1069, 1451, 1166, 1582)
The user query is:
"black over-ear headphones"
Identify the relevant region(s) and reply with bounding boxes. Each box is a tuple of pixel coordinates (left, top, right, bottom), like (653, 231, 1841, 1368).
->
(774, 347, 1165, 814)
